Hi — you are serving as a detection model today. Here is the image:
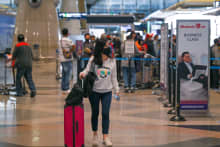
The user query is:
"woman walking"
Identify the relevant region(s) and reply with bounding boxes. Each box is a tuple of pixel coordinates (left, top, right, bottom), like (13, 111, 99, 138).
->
(80, 40, 120, 147)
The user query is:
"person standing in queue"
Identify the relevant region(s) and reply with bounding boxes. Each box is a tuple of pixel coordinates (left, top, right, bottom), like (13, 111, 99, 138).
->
(121, 31, 144, 93)
(79, 40, 120, 147)
(82, 33, 94, 69)
(12, 34, 36, 97)
(211, 38, 220, 90)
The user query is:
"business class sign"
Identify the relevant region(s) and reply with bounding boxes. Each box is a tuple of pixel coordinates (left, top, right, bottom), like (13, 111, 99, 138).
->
(176, 20, 210, 110)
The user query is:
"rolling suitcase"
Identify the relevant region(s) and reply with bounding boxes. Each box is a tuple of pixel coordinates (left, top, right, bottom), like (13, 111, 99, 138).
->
(64, 104, 85, 147)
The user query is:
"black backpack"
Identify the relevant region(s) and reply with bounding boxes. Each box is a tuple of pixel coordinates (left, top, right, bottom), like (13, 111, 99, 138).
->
(65, 84, 84, 106)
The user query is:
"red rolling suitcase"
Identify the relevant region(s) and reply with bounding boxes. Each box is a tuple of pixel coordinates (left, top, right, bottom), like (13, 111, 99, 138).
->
(64, 104, 85, 147)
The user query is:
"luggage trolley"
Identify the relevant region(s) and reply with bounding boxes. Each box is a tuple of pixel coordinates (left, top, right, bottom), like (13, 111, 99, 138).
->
(0, 52, 14, 95)
(0, 53, 7, 94)
(140, 54, 155, 89)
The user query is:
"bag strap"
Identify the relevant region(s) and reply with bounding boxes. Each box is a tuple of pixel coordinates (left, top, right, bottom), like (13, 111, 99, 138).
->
(60, 38, 65, 51)
(89, 59, 96, 74)
(90, 61, 94, 73)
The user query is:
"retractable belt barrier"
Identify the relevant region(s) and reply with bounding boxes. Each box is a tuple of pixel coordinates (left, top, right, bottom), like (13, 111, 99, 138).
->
(81, 57, 160, 61)
(210, 58, 220, 61)
(211, 66, 220, 69)
(80, 57, 220, 69)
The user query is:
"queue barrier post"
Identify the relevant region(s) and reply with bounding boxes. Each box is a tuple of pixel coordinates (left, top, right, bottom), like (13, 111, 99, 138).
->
(168, 60, 177, 114)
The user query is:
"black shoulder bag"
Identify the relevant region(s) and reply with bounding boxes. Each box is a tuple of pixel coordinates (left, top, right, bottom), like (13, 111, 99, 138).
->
(83, 62, 97, 97)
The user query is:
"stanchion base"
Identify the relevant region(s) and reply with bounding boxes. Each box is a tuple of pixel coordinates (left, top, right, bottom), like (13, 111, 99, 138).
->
(0, 92, 9, 95)
(168, 109, 176, 115)
(157, 97, 164, 102)
(170, 115, 186, 121)
(163, 103, 172, 108)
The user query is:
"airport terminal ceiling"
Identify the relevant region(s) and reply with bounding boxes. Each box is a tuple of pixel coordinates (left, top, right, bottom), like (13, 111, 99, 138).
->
(0, 0, 98, 8)
(0, 0, 218, 16)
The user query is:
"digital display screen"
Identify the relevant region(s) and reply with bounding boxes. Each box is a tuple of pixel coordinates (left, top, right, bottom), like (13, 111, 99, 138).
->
(58, 12, 87, 19)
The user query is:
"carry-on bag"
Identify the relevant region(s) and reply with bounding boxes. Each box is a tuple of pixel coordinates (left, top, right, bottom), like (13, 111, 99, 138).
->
(64, 104, 84, 147)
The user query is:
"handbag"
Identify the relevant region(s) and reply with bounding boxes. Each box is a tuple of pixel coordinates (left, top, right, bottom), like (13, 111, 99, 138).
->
(61, 39, 73, 59)
(83, 62, 97, 97)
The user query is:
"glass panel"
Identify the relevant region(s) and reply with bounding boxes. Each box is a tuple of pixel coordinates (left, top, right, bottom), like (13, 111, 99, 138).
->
(137, 0, 149, 10)
(110, 0, 122, 5)
(90, 0, 185, 14)
(123, 0, 136, 10)
(165, 0, 178, 8)
(0, 0, 10, 4)
(152, 0, 164, 10)
(0, 0, 16, 8)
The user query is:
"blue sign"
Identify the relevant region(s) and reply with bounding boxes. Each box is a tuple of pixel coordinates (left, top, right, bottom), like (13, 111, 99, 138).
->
(0, 14, 15, 53)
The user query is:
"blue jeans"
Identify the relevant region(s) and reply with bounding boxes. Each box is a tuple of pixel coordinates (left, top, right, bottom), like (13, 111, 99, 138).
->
(72, 59, 78, 85)
(89, 91, 112, 134)
(16, 67, 36, 95)
(61, 61, 73, 91)
(122, 67, 136, 88)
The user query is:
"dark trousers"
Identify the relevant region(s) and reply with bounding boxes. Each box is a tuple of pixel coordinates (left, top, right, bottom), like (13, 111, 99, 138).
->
(16, 67, 36, 95)
(116, 60, 121, 81)
(211, 69, 219, 89)
(89, 91, 112, 134)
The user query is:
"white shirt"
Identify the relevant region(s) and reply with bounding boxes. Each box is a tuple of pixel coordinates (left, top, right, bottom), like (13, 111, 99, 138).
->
(59, 37, 74, 62)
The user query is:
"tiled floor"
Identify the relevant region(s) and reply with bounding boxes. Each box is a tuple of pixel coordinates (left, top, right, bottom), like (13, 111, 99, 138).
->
(0, 59, 220, 147)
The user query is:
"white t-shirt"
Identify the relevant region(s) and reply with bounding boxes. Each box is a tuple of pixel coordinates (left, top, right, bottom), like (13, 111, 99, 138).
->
(59, 37, 74, 62)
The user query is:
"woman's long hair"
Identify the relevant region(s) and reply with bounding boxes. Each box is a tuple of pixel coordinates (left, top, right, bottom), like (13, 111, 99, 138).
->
(93, 39, 105, 66)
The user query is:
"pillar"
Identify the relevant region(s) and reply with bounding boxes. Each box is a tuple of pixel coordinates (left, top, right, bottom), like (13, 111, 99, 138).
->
(13, 0, 59, 58)
(60, 0, 83, 35)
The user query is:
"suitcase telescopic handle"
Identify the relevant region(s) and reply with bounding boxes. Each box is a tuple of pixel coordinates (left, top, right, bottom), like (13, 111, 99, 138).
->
(76, 121, 79, 133)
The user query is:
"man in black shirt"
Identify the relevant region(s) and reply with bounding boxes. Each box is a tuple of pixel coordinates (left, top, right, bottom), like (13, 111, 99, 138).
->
(12, 34, 36, 97)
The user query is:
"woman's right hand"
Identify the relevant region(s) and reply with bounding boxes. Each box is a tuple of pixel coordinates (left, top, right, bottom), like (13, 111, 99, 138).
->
(79, 72, 85, 79)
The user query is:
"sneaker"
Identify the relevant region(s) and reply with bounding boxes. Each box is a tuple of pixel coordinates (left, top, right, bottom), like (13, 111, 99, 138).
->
(103, 137, 112, 147)
(30, 91, 36, 98)
(22, 90, 28, 95)
(15, 93, 23, 97)
(62, 90, 70, 95)
(130, 87, 135, 93)
(124, 87, 129, 93)
(92, 135, 99, 147)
